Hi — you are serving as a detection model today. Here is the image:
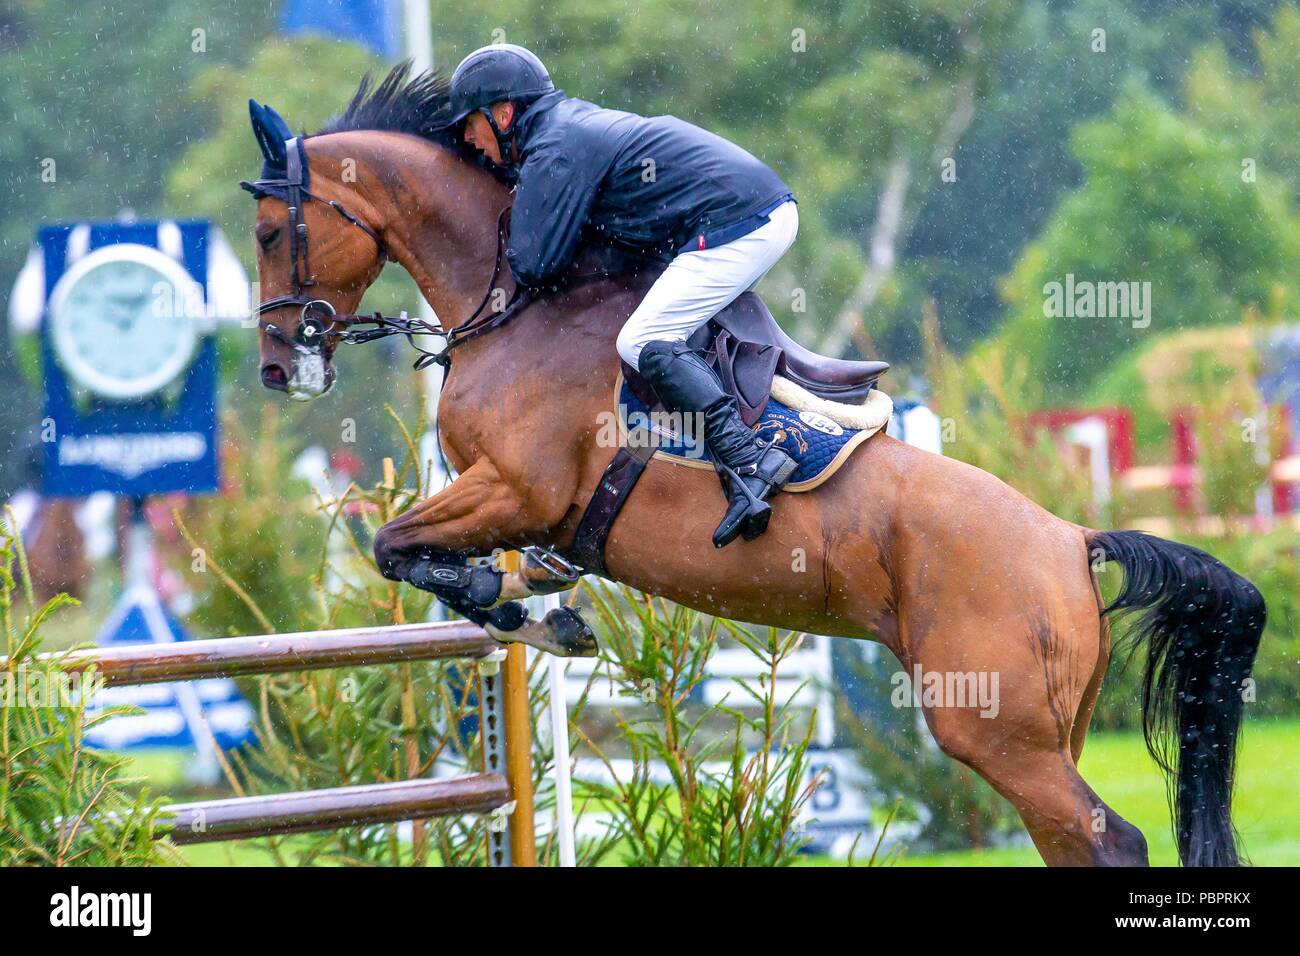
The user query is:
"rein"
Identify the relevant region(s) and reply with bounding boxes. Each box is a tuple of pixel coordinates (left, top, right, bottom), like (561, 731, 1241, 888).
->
(243, 135, 530, 370)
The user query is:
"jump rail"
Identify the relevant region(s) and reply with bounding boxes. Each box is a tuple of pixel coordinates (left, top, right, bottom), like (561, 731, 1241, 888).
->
(26, 620, 536, 866)
(54, 620, 501, 685)
(161, 774, 511, 845)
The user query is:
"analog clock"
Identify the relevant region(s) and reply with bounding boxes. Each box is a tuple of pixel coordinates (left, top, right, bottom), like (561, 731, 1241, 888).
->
(47, 244, 201, 400)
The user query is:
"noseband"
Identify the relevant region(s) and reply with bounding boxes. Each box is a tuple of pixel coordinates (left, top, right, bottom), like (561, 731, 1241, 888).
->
(242, 136, 528, 370)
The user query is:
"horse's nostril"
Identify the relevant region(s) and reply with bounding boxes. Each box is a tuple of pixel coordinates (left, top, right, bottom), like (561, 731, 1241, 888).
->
(261, 363, 289, 391)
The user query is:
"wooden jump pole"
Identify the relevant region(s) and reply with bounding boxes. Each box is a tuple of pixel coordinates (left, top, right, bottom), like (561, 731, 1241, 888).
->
(489, 551, 537, 867)
(13, 618, 542, 865)
(502, 643, 536, 866)
(159, 774, 510, 845)
(47, 620, 499, 686)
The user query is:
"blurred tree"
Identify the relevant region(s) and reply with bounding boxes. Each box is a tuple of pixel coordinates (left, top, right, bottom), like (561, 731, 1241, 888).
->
(1184, 4, 1300, 193)
(0, 0, 276, 494)
(891, 0, 1288, 363)
(993, 82, 1300, 400)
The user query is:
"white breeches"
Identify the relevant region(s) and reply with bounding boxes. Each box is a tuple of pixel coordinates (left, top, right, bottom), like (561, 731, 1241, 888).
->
(615, 200, 799, 367)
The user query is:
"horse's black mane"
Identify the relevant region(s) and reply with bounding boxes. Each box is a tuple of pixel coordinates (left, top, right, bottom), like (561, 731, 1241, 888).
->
(315, 62, 461, 149)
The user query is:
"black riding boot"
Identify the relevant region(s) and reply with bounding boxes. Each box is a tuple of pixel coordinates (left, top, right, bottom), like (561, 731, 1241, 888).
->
(639, 340, 796, 548)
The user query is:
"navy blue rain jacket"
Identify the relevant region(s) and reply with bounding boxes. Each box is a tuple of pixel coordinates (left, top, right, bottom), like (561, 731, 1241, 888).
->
(505, 91, 792, 287)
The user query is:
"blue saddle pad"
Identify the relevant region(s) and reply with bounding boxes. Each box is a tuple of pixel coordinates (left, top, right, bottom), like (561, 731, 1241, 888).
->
(617, 377, 874, 491)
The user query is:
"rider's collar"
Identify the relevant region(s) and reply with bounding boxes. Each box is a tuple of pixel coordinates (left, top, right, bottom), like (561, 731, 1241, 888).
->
(509, 89, 566, 154)
(478, 152, 519, 185)
(476, 90, 564, 180)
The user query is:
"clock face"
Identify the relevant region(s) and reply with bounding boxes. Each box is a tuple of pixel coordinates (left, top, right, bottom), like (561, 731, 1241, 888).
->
(48, 244, 201, 400)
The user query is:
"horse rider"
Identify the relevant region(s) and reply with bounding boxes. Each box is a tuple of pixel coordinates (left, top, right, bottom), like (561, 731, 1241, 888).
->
(445, 43, 799, 549)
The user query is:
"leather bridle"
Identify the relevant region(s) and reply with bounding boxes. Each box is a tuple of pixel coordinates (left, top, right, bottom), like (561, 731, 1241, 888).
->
(242, 135, 530, 370)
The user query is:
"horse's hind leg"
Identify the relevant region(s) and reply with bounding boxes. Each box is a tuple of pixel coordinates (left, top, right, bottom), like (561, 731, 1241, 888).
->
(902, 604, 1147, 866)
(927, 712, 1147, 865)
(1066, 558, 1117, 765)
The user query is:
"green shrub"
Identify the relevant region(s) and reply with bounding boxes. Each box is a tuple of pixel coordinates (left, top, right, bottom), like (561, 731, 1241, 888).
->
(0, 517, 173, 866)
(575, 583, 816, 866)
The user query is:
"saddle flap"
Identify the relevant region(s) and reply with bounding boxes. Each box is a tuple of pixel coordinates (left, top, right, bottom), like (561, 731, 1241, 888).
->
(622, 360, 660, 410)
(713, 292, 890, 404)
(627, 326, 780, 427)
(713, 330, 780, 427)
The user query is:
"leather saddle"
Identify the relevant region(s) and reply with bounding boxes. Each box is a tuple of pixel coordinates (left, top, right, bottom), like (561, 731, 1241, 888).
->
(623, 292, 889, 426)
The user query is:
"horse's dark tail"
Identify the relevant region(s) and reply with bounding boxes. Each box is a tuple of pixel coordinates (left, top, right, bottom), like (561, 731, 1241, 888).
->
(1087, 530, 1264, 867)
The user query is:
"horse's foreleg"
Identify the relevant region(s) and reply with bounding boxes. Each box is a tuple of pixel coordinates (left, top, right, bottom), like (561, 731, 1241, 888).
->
(373, 459, 524, 576)
(373, 458, 595, 657)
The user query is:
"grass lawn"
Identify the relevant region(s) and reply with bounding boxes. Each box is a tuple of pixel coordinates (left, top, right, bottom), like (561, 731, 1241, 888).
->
(121, 718, 1298, 867)
(893, 717, 1298, 867)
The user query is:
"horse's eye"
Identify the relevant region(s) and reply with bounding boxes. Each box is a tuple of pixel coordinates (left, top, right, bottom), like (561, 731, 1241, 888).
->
(258, 228, 281, 250)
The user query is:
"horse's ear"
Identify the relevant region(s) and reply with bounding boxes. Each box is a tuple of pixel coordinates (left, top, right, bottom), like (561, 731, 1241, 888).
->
(248, 100, 292, 169)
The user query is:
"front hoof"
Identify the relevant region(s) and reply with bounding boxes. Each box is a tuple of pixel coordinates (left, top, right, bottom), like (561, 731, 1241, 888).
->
(485, 606, 599, 658)
(543, 607, 599, 658)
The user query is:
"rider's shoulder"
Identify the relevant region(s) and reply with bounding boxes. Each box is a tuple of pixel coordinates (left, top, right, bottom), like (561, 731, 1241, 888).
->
(526, 97, 634, 155)
(554, 97, 636, 129)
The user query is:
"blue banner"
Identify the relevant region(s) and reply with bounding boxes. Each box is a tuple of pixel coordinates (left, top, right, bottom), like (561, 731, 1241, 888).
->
(84, 585, 256, 754)
(280, 0, 401, 58)
(39, 221, 219, 498)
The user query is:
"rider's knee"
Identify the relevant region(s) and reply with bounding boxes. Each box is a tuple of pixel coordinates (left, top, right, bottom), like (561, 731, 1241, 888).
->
(615, 324, 645, 368)
(630, 338, 682, 380)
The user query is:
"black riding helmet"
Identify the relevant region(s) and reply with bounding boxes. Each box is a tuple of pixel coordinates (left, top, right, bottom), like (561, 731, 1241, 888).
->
(446, 44, 555, 166)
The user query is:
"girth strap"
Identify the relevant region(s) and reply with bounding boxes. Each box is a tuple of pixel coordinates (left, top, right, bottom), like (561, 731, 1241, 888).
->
(562, 429, 657, 575)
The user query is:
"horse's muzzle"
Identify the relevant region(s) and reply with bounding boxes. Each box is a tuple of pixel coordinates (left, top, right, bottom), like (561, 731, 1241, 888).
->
(261, 362, 289, 392)
(260, 354, 335, 400)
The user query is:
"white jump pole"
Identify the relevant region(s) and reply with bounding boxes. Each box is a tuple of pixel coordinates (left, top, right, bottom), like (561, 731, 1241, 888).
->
(544, 593, 577, 867)
(401, 5, 575, 866)
(403, 0, 444, 439)
(403, 0, 434, 75)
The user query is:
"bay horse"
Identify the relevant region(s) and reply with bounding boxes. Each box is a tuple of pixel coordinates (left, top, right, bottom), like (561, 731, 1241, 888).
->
(245, 68, 1264, 866)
